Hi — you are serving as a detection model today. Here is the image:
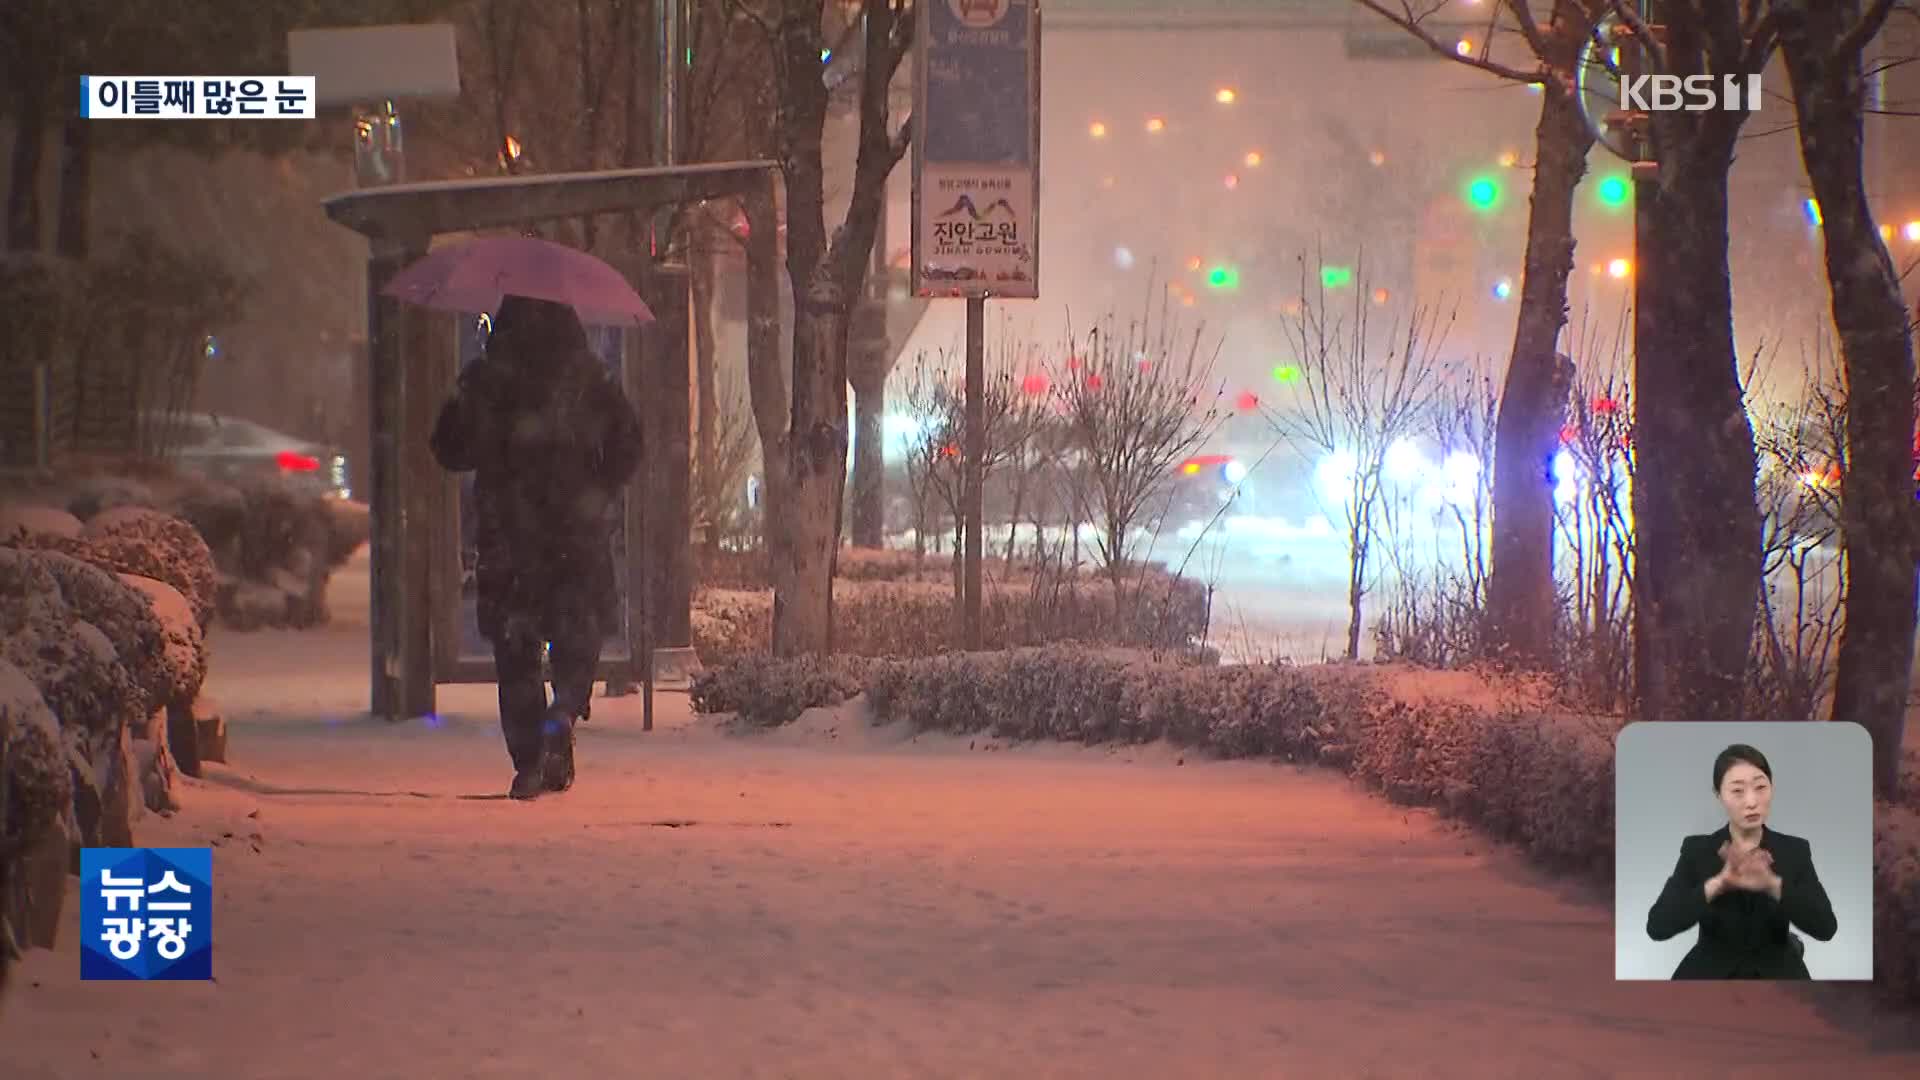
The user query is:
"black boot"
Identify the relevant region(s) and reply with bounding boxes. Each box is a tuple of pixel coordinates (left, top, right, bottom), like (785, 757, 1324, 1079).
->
(539, 706, 577, 793)
(509, 767, 546, 800)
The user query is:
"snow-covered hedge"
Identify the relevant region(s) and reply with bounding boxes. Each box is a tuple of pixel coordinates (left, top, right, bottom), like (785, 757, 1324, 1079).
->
(1, 463, 368, 630)
(693, 647, 1920, 1004)
(689, 654, 876, 728)
(691, 575, 1210, 664)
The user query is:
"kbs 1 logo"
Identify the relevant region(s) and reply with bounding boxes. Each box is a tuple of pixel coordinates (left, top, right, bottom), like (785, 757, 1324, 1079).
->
(79, 847, 214, 981)
(1620, 73, 1762, 113)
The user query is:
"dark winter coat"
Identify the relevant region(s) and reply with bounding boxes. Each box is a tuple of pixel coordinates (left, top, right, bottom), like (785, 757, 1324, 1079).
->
(428, 297, 643, 641)
(1646, 825, 1837, 979)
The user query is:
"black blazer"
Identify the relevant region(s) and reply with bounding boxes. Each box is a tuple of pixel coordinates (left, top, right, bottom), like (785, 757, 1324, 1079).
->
(1646, 825, 1837, 979)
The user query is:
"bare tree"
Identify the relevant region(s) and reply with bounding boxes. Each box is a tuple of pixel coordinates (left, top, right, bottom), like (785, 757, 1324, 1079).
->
(1749, 350, 1848, 724)
(1051, 290, 1226, 591)
(728, 0, 913, 656)
(1554, 314, 1636, 708)
(1353, 0, 1611, 667)
(1270, 261, 1451, 660)
(691, 365, 764, 553)
(900, 345, 1042, 605)
(1592, 0, 1775, 725)
(1773, 0, 1913, 801)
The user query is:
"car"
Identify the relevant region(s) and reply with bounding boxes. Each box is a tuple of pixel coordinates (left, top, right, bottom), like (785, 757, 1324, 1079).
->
(153, 412, 352, 500)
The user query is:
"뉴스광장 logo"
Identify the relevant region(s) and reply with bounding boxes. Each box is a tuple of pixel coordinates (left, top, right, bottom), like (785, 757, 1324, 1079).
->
(79, 847, 214, 981)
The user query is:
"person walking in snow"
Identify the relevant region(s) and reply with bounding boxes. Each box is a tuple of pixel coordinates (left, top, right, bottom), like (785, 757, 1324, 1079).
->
(429, 295, 643, 799)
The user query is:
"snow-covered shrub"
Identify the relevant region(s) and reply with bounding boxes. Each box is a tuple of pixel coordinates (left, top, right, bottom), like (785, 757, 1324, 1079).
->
(0, 504, 82, 542)
(3, 460, 366, 630)
(689, 654, 875, 728)
(1874, 808, 1920, 1004)
(690, 573, 1209, 664)
(70, 507, 218, 629)
(0, 548, 145, 850)
(33, 552, 172, 715)
(2, 658, 76, 975)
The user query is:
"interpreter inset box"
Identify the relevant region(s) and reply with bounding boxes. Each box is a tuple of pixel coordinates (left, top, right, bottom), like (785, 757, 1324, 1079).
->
(1614, 721, 1873, 981)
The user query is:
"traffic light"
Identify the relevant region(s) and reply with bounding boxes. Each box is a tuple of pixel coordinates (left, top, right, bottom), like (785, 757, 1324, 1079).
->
(1321, 265, 1353, 289)
(1596, 174, 1630, 209)
(1206, 265, 1239, 289)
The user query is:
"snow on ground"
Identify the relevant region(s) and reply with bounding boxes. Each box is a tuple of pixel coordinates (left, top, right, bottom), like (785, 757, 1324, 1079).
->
(3, 550, 1917, 1078)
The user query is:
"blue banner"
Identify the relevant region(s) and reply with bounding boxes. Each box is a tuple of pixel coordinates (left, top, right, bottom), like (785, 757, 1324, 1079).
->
(923, 0, 1034, 165)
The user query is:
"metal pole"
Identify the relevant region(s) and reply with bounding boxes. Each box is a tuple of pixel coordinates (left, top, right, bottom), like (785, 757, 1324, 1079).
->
(963, 295, 985, 650)
(638, 474, 654, 732)
(1625, 0, 1659, 721)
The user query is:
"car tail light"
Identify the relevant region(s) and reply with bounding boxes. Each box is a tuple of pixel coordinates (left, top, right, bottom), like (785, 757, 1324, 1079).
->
(277, 450, 321, 472)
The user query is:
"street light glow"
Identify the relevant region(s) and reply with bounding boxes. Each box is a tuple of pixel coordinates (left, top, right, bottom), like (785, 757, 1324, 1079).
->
(1088, 120, 1108, 138)
(1244, 150, 1263, 167)
(1466, 175, 1501, 212)
(1456, 38, 1474, 56)
(1146, 116, 1166, 133)
(1215, 87, 1237, 104)
(1905, 221, 1920, 242)
(1608, 258, 1632, 279)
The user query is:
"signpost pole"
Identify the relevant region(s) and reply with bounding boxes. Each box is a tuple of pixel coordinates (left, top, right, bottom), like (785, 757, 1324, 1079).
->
(964, 295, 986, 649)
(912, 0, 1041, 654)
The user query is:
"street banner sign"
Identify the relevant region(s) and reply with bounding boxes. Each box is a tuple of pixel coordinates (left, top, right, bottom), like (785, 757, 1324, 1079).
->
(911, 0, 1042, 299)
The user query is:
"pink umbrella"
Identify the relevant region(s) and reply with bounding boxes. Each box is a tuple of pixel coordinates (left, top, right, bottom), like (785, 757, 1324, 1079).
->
(381, 234, 655, 326)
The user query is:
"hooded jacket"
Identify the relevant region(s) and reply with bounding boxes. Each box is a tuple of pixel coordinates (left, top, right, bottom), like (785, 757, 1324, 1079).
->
(429, 296, 643, 639)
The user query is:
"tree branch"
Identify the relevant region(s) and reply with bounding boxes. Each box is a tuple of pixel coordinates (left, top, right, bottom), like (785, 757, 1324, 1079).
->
(1838, 0, 1898, 60)
(1353, 0, 1545, 82)
(1501, 0, 1553, 59)
(887, 111, 914, 168)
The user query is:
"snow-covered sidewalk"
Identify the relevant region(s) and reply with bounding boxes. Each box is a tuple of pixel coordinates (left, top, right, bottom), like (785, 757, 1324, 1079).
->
(4, 583, 1917, 1077)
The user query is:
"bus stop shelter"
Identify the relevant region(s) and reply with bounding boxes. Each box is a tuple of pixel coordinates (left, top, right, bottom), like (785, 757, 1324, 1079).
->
(322, 160, 781, 722)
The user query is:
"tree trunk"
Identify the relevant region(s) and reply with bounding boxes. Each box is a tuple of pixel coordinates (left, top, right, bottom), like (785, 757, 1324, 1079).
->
(1005, 457, 1028, 563)
(1632, 124, 1763, 725)
(691, 231, 721, 556)
(6, 89, 46, 252)
(772, 292, 850, 655)
(849, 345, 889, 548)
(1485, 58, 1591, 666)
(53, 113, 90, 258)
(1779, 0, 1914, 802)
(1346, 524, 1368, 661)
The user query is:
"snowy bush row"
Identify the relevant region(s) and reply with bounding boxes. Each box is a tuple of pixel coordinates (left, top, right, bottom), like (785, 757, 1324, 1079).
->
(691, 646, 1920, 1005)
(690, 575, 1210, 665)
(1, 465, 369, 630)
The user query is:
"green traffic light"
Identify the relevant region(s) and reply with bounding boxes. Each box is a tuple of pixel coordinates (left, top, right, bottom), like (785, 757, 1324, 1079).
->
(1320, 265, 1353, 289)
(1207, 265, 1238, 289)
(1597, 174, 1630, 208)
(1465, 174, 1501, 212)
(1272, 364, 1301, 384)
